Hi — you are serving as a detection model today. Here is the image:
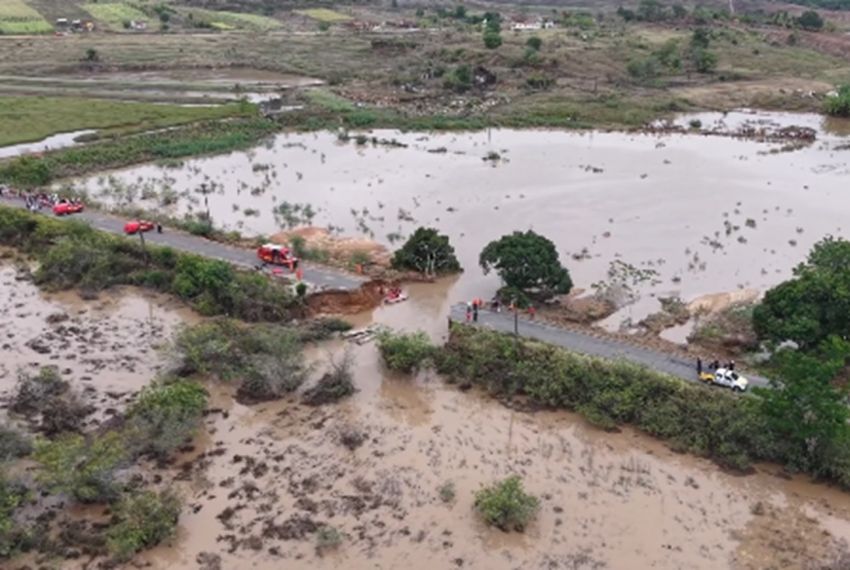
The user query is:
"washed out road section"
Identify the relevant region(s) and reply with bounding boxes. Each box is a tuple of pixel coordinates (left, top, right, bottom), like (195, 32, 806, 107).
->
(449, 304, 771, 389)
(0, 197, 366, 291)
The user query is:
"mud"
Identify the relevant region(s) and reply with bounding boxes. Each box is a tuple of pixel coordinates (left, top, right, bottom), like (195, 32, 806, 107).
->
(0, 129, 96, 158)
(70, 110, 850, 332)
(124, 341, 850, 570)
(0, 265, 196, 422)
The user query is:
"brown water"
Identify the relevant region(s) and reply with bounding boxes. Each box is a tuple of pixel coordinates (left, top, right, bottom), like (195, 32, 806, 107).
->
(4, 264, 850, 569)
(72, 111, 850, 329)
(0, 265, 195, 415)
(134, 340, 850, 570)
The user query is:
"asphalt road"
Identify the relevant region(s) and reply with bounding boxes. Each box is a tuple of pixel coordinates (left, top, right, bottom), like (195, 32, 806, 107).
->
(0, 197, 366, 291)
(449, 304, 771, 390)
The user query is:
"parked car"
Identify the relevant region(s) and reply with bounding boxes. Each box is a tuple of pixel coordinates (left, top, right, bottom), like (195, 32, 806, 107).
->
(123, 220, 155, 235)
(699, 368, 749, 392)
(52, 201, 84, 216)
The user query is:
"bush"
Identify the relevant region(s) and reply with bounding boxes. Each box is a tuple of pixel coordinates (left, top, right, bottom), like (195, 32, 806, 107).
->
(0, 426, 31, 463)
(474, 476, 539, 532)
(107, 490, 180, 562)
(825, 85, 850, 118)
(438, 481, 456, 503)
(34, 432, 128, 503)
(526, 36, 542, 51)
(431, 326, 776, 472)
(377, 331, 434, 373)
(302, 351, 356, 405)
(11, 367, 67, 415)
(125, 380, 207, 458)
(297, 317, 352, 342)
(0, 475, 30, 558)
(315, 525, 342, 554)
(483, 30, 502, 49)
(173, 319, 308, 402)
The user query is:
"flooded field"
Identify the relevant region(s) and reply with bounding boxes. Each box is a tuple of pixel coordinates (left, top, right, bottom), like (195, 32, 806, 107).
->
(138, 341, 850, 570)
(72, 111, 850, 328)
(0, 264, 195, 419)
(4, 256, 850, 569)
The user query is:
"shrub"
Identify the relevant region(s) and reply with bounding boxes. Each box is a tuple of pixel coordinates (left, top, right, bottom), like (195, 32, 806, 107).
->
(474, 476, 539, 532)
(377, 331, 434, 373)
(438, 481, 456, 503)
(483, 30, 502, 49)
(302, 351, 356, 405)
(0, 426, 31, 462)
(107, 491, 180, 562)
(825, 85, 850, 118)
(297, 317, 353, 342)
(11, 367, 67, 415)
(526, 36, 542, 51)
(173, 319, 308, 402)
(315, 525, 342, 554)
(0, 475, 30, 558)
(34, 432, 128, 503)
(125, 380, 207, 458)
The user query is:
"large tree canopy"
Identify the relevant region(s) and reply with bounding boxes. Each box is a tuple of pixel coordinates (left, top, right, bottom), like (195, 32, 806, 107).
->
(753, 237, 850, 349)
(391, 227, 462, 276)
(479, 230, 572, 300)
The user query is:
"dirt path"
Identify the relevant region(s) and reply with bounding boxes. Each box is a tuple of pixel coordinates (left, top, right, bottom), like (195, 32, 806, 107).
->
(449, 304, 771, 390)
(0, 197, 366, 291)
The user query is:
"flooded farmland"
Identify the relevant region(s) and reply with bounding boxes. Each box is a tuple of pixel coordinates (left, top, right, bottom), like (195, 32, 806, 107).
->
(73, 111, 850, 328)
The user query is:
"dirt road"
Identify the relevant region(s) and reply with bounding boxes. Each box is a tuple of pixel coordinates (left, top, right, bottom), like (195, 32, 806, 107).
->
(0, 197, 366, 291)
(449, 304, 772, 390)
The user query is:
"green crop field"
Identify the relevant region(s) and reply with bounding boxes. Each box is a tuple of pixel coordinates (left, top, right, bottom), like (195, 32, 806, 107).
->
(82, 2, 148, 28)
(294, 8, 351, 23)
(0, 0, 52, 34)
(181, 8, 281, 31)
(0, 95, 253, 147)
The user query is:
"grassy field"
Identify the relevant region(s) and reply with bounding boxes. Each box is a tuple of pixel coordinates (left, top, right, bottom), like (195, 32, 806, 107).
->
(82, 2, 147, 29)
(0, 96, 253, 147)
(294, 8, 351, 23)
(180, 8, 281, 31)
(0, 0, 52, 34)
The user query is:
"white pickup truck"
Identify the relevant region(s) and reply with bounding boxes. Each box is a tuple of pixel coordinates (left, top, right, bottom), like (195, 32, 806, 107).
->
(698, 367, 749, 392)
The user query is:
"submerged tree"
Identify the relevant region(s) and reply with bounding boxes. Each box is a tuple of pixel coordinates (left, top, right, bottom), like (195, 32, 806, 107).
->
(391, 227, 462, 276)
(479, 230, 572, 301)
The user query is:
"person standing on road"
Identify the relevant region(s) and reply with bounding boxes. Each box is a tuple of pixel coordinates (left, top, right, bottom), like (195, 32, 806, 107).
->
(472, 301, 479, 322)
(157, 222, 163, 234)
(466, 302, 472, 322)
(697, 357, 703, 376)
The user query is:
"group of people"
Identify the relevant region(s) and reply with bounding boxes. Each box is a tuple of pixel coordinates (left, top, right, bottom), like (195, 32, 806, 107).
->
(696, 357, 735, 375)
(464, 297, 537, 322)
(385, 286, 403, 301)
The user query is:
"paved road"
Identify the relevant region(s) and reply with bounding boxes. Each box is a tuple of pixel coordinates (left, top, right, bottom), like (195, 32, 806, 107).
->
(450, 304, 771, 390)
(0, 197, 366, 291)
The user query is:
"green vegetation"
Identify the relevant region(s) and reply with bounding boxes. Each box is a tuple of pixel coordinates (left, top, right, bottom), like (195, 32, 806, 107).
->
(391, 227, 462, 276)
(106, 491, 180, 562)
(0, 0, 52, 34)
(0, 206, 296, 321)
(126, 380, 207, 458)
(0, 96, 254, 148)
(34, 431, 127, 503)
(479, 230, 572, 302)
(173, 319, 308, 402)
(295, 8, 351, 23)
(798, 9, 825, 30)
(82, 3, 146, 29)
(825, 85, 850, 117)
(754, 237, 850, 349)
(0, 425, 31, 463)
(438, 481, 456, 503)
(474, 476, 539, 532)
(377, 331, 434, 374)
(0, 475, 29, 558)
(181, 8, 281, 30)
(315, 525, 343, 554)
(0, 116, 275, 187)
(483, 30, 502, 50)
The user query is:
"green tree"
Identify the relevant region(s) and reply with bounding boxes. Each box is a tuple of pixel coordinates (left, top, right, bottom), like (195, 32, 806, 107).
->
(753, 236, 850, 349)
(483, 11, 502, 32)
(34, 432, 127, 503)
(526, 36, 543, 51)
(125, 380, 207, 458)
(391, 227, 462, 276)
(84, 47, 99, 62)
(483, 30, 502, 49)
(454, 5, 467, 19)
(479, 230, 572, 300)
(756, 337, 850, 474)
(474, 476, 539, 532)
(672, 4, 688, 19)
(690, 48, 717, 73)
(797, 10, 824, 31)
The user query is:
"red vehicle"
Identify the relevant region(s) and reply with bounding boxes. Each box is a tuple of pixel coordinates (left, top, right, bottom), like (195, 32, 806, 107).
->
(124, 220, 155, 235)
(52, 201, 84, 216)
(257, 243, 299, 270)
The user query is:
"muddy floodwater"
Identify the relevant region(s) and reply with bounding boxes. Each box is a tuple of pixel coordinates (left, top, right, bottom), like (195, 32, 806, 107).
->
(4, 261, 850, 568)
(137, 341, 850, 570)
(73, 111, 850, 329)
